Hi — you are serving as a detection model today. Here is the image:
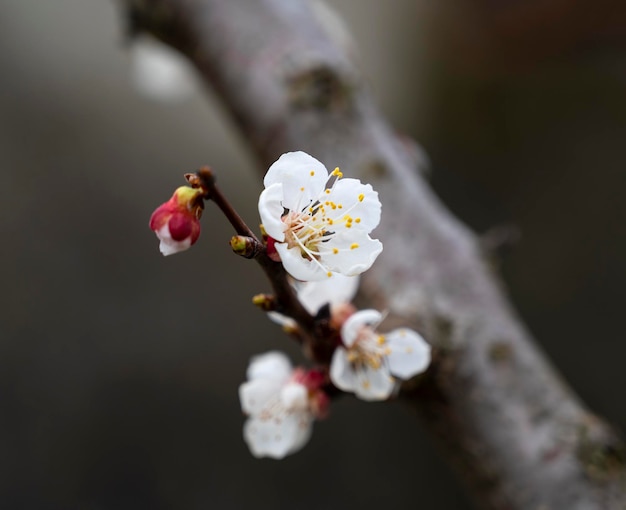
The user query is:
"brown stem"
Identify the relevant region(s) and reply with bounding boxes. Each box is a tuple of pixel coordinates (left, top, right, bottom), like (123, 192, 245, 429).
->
(195, 166, 326, 361)
(196, 166, 258, 240)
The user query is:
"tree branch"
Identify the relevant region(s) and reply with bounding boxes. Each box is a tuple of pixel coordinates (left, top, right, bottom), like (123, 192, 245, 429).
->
(122, 0, 626, 507)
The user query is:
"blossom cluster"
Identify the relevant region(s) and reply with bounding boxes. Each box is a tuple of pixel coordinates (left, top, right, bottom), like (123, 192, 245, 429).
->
(149, 151, 431, 459)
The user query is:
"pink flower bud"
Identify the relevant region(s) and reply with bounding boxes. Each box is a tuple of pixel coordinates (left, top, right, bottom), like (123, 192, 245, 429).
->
(149, 186, 203, 256)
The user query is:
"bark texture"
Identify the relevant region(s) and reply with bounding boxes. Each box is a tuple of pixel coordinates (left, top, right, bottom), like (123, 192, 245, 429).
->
(123, 0, 626, 508)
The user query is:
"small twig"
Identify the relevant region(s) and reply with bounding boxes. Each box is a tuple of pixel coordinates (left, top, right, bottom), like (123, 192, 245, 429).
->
(191, 166, 329, 363)
(193, 166, 259, 240)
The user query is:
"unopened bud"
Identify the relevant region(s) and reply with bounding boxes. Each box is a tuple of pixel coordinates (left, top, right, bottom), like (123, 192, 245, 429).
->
(231, 235, 258, 258)
(252, 293, 276, 311)
(149, 186, 204, 256)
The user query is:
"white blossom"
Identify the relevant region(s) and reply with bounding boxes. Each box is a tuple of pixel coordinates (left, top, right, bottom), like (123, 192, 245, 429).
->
(259, 151, 383, 281)
(330, 310, 431, 401)
(130, 37, 197, 103)
(239, 351, 328, 459)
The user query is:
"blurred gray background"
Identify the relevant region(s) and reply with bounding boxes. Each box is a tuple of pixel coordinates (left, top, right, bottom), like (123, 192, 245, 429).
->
(1, 0, 625, 508)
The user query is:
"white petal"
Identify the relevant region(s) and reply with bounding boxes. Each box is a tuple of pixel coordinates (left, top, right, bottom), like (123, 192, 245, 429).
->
(353, 365, 395, 401)
(324, 179, 382, 231)
(385, 329, 432, 380)
(320, 231, 383, 276)
(247, 351, 293, 382)
(258, 183, 287, 242)
(156, 225, 191, 256)
(158, 237, 191, 256)
(239, 379, 282, 415)
(274, 242, 327, 281)
(329, 347, 359, 392)
(341, 309, 382, 347)
(280, 382, 309, 411)
(263, 152, 328, 211)
(243, 412, 313, 459)
(295, 274, 360, 315)
(266, 311, 297, 329)
(131, 37, 196, 103)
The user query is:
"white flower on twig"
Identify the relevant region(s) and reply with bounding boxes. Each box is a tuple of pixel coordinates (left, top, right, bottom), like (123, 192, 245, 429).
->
(130, 37, 197, 103)
(330, 310, 431, 401)
(239, 351, 328, 459)
(259, 151, 383, 281)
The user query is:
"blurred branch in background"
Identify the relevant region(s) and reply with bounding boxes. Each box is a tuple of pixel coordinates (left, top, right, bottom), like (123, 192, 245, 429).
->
(121, 0, 626, 508)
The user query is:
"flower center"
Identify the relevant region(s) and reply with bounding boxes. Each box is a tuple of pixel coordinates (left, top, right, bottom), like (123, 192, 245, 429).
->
(346, 329, 391, 370)
(282, 210, 331, 261)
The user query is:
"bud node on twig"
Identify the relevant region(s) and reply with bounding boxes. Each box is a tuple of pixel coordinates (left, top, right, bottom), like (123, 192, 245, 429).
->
(252, 293, 276, 311)
(231, 235, 260, 258)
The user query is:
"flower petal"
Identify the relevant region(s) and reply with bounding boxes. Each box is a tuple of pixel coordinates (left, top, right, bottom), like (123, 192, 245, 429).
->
(266, 311, 297, 330)
(274, 242, 327, 281)
(324, 178, 381, 231)
(320, 231, 383, 276)
(246, 351, 293, 382)
(131, 37, 197, 103)
(239, 379, 282, 415)
(155, 225, 192, 256)
(353, 365, 395, 401)
(280, 382, 309, 411)
(243, 412, 313, 459)
(329, 347, 359, 392)
(263, 152, 328, 211)
(294, 274, 360, 315)
(258, 183, 287, 242)
(385, 328, 431, 380)
(341, 309, 382, 347)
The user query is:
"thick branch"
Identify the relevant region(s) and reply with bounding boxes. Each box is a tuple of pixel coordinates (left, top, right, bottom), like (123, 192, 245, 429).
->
(123, 0, 626, 508)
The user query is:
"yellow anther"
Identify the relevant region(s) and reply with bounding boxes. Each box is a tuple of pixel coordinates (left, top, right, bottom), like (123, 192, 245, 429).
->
(300, 187, 305, 191)
(377, 335, 386, 345)
(362, 380, 371, 389)
(332, 167, 343, 177)
(325, 189, 331, 194)
(327, 271, 332, 277)
(355, 218, 361, 223)
(310, 170, 315, 176)
(350, 243, 359, 250)
(348, 352, 359, 362)
(367, 358, 381, 369)
(358, 194, 364, 202)
(332, 248, 339, 254)
(327, 219, 333, 225)
(325, 201, 330, 206)
(338, 204, 343, 209)
(331, 203, 337, 209)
